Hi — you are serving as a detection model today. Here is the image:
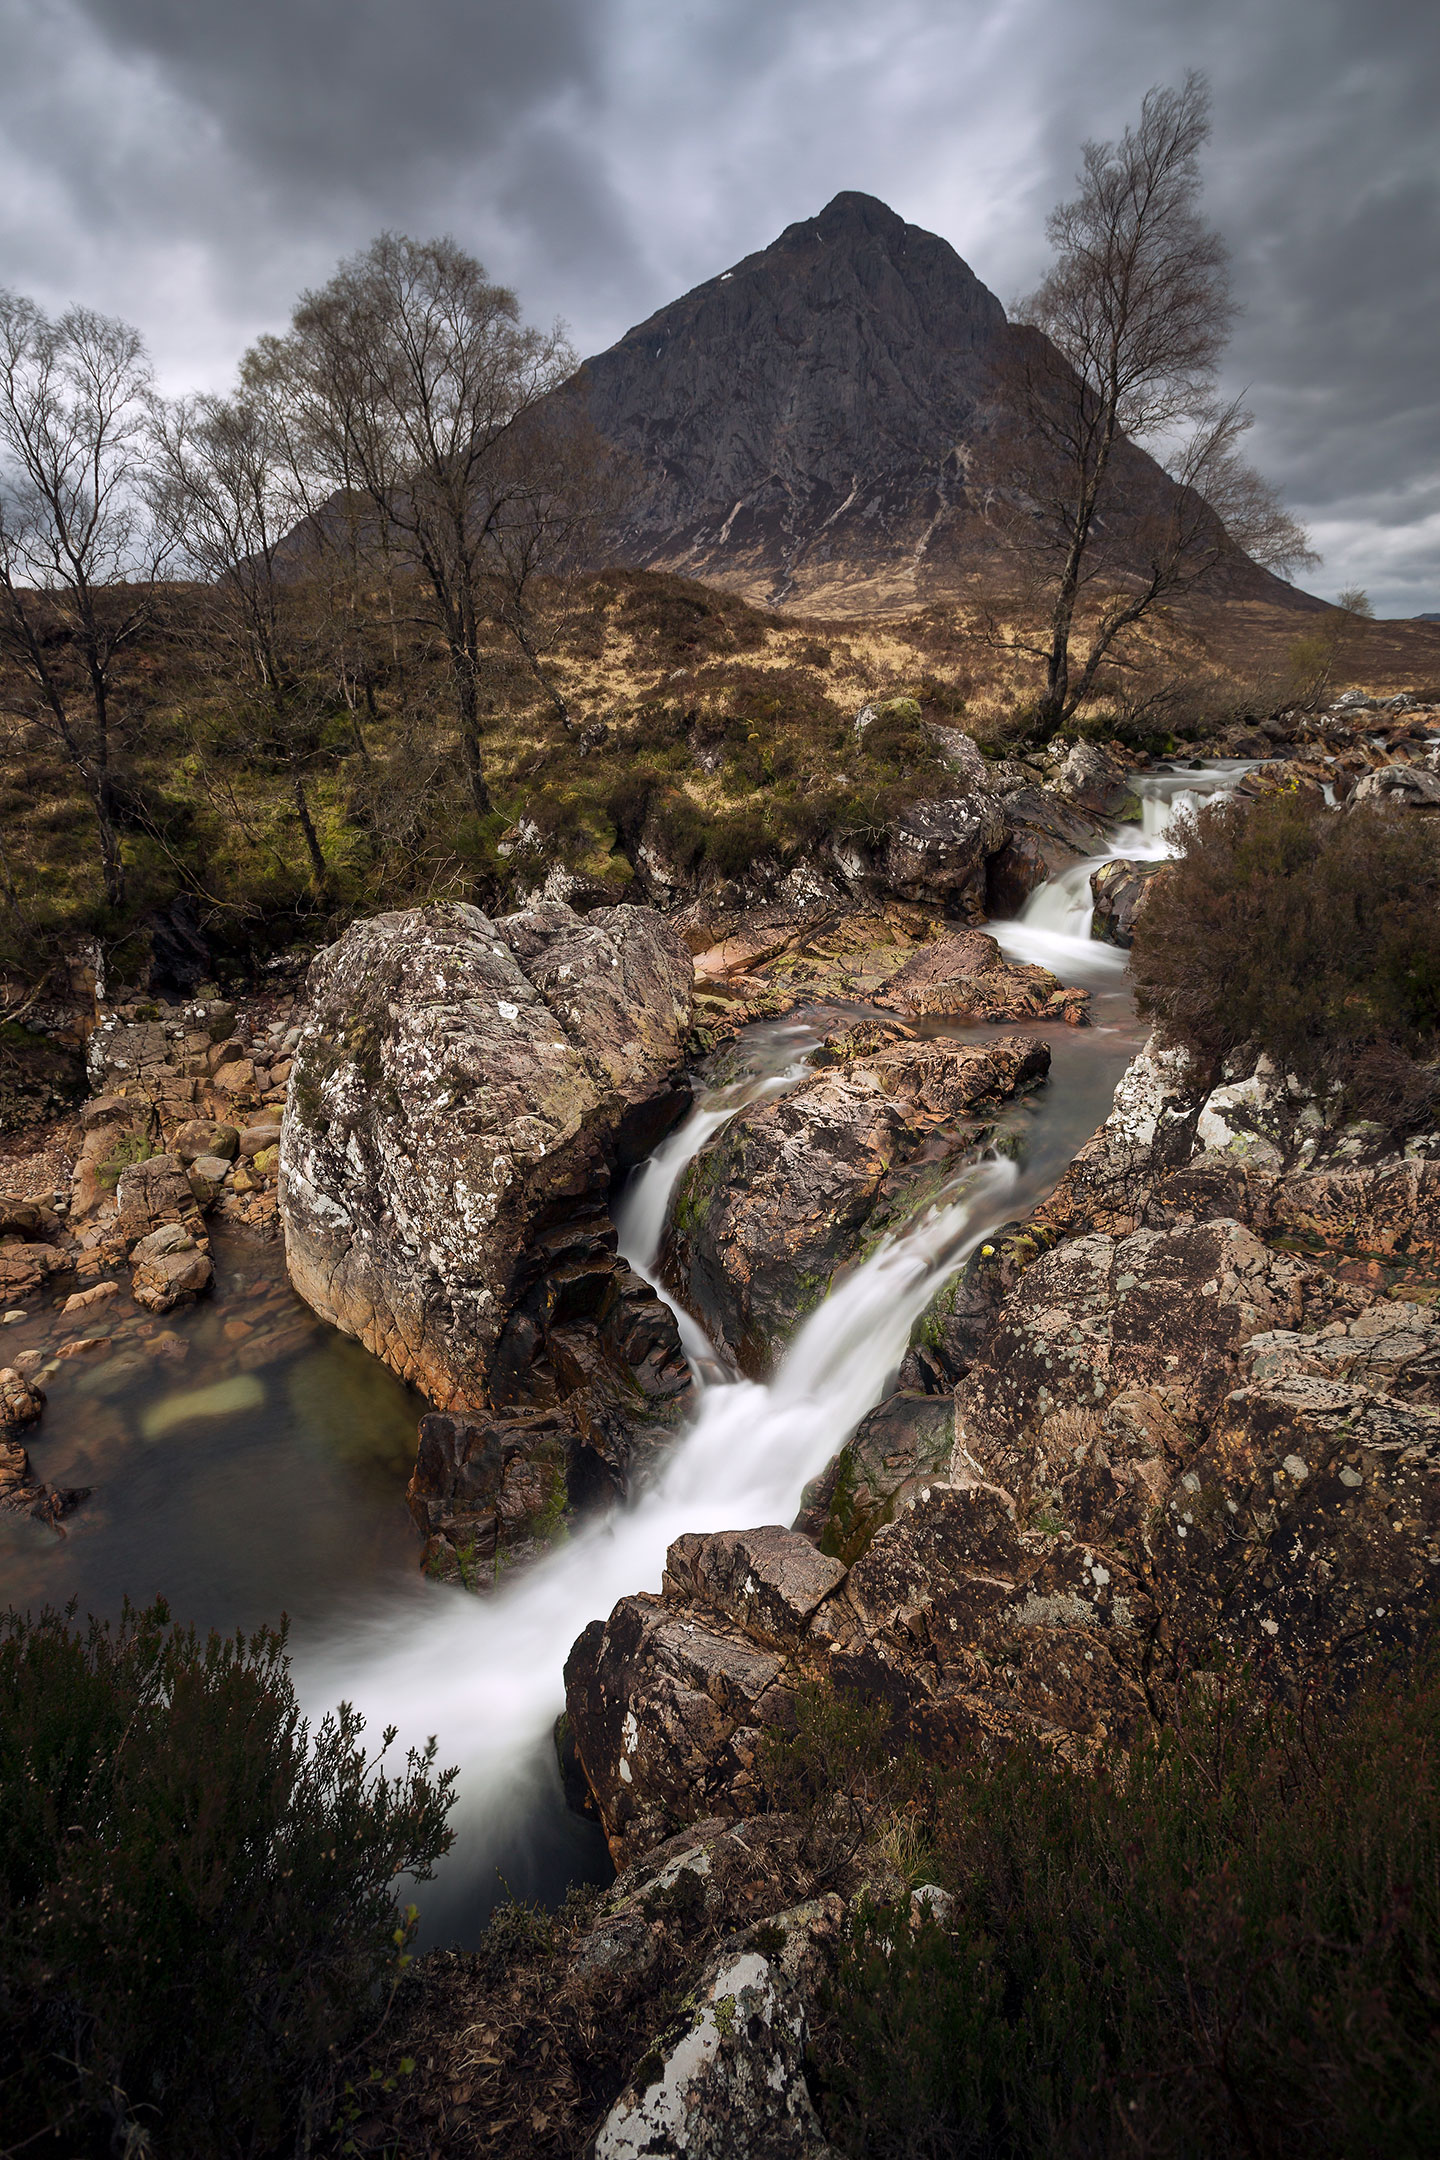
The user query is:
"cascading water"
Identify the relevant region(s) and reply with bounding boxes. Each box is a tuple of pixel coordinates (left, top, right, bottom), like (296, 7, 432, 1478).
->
(613, 1018, 820, 1380)
(298, 1079, 1021, 1935)
(993, 758, 1258, 973)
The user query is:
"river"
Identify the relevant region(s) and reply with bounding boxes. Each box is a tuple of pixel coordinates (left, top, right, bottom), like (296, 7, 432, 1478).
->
(1, 759, 1249, 1942)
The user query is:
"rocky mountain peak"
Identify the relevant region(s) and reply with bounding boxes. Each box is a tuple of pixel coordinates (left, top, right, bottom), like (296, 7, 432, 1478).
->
(575, 192, 1297, 616)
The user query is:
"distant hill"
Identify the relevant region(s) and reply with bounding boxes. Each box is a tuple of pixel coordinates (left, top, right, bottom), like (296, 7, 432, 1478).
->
(573, 191, 1322, 619)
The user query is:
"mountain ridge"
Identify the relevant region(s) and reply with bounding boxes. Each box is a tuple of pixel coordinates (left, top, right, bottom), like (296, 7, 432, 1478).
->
(574, 190, 1319, 618)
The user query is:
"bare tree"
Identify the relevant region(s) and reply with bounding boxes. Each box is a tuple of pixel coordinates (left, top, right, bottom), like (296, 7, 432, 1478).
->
(247, 234, 586, 819)
(151, 387, 330, 890)
(0, 293, 163, 907)
(986, 74, 1315, 732)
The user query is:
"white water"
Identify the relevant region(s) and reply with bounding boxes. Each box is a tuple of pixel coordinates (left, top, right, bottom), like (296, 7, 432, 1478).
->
(299, 1043, 1019, 1919)
(993, 759, 1257, 975)
(613, 1020, 820, 1381)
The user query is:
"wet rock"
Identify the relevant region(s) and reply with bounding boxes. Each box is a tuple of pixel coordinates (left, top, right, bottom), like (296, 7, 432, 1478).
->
(281, 899, 692, 1411)
(666, 1031, 1049, 1374)
(0, 1365, 44, 1427)
(61, 1281, 119, 1313)
(408, 1407, 572, 1579)
(985, 787, 1108, 916)
(0, 1242, 68, 1301)
(0, 1432, 87, 1524)
(875, 927, 1088, 1023)
(1089, 858, 1166, 948)
(793, 1392, 955, 1563)
(130, 1223, 213, 1313)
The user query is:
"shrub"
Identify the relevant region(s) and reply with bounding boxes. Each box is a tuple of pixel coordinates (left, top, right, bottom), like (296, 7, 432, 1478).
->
(1131, 791, 1440, 1126)
(808, 1651, 1440, 2159)
(0, 1599, 456, 2158)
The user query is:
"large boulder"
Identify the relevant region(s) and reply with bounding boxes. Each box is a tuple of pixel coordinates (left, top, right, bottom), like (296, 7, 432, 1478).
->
(875, 795, 1006, 915)
(281, 900, 693, 1411)
(663, 1029, 1049, 1375)
(875, 928, 1088, 1023)
(1089, 858, 1166, 948)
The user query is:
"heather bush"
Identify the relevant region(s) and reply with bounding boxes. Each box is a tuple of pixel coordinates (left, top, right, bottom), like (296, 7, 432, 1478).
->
(0, 1599, 456, 2159)
(803, 1652, 1440, 2158)
(1131, 790, 1440, 1125)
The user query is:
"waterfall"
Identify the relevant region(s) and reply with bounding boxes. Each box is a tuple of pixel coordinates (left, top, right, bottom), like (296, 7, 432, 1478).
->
(614, 1020, 819, 1382)
(297, 1149, 1020, 1910)
(993, 759, 1258, 974)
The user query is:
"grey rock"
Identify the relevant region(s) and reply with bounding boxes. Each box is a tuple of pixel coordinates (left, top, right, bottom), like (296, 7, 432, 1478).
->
(280, 900, 692, 1411)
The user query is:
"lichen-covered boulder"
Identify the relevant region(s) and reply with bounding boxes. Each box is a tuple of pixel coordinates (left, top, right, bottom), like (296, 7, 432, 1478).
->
(280, 900, 692, 1411)
(589, 1908, 840, 2160)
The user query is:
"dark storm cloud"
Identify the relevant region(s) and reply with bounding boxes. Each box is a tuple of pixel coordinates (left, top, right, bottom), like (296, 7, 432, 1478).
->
(1, 0, 1436, 611)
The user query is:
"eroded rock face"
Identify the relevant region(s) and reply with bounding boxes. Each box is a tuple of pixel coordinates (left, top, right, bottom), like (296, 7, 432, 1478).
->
(985, 788, 1108, 917)
(281, 900, 692, 1412)
(664, 1029, 1049, 1375)
(951, 1219, 1317, 1497)
(875, 928, 1088, 1024)
(1035, 1035, 1440, 1298)
(567, 1212, 1438, 1864)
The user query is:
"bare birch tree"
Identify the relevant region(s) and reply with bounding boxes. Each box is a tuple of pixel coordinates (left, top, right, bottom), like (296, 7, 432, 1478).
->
(988, 74, 1314, 731)
(151, 387, 330, 890)
(247, 234, 587, 819)
(0, 293, 163, 907)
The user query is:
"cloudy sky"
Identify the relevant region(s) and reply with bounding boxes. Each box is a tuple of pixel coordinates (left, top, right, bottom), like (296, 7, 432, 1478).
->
(1, 0, 1435, 613)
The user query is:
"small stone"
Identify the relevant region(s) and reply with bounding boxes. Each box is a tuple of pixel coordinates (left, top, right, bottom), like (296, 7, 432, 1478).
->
(2, 1310, 27, 1325)
(62, 1281, 120, 1314)
(54, 1335, 111, 1359)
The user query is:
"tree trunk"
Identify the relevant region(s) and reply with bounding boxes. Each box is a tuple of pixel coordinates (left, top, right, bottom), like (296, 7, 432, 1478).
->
(452, 656, 493, 819)
(292, 775, 328, 891)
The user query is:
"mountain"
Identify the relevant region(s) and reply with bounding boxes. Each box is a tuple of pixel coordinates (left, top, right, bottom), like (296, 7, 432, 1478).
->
(574, 191, 1314, 617)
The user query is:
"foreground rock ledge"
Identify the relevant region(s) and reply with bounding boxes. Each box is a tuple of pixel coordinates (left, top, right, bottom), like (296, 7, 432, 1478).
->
(280, 900, 692, 1410)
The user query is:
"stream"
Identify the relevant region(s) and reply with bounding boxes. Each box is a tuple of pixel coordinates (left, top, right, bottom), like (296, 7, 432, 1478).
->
(1, 759, 1252, 1943)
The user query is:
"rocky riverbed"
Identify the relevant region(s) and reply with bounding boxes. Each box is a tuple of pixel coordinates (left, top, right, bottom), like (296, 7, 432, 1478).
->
(4, 690, 1439, 2151)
